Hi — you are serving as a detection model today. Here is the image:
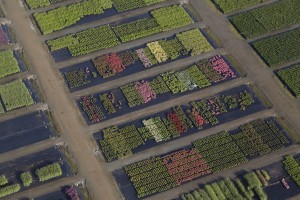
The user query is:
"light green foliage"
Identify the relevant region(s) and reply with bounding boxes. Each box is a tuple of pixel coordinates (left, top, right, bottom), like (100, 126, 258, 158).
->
(26, 0, 50, 9)
(34, 0, 113, 34)
(36, 163, 62, 182)
(113, 18, 161, 42)
(0, 175, 8, 186)
(230, 0, 300, 38)
(252, 28, 300, 66)
(244, 172, 262, 189)
(0, 79, 34, 111)
(143, 0, 164, 5)
(283, 155, 300, 186)
(0, 50, 20, 78)
(0, 184, 21, 198)
(176, 29, 213, 56)
(254, 187, 267, 200)
(20, 172, 33, 187)
(151, 5, 194, 31)
(112, 0, 164, 12)
(213, 0, 262, 13)
(211, 183, 226, 200)
(277, 64, 300, 97)
(204, 185, 218, 200)
(47, 25, 120, 56)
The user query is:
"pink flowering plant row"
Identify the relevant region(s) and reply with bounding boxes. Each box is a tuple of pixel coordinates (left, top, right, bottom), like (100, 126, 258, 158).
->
(79, 55, 238, 123)
(0, 25, 10, 45)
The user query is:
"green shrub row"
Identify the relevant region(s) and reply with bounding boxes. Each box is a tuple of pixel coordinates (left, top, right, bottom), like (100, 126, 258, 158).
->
(230, 0, 300, 38)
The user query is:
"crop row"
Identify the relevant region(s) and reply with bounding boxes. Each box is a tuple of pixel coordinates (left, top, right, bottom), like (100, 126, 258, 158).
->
(277, 64, 300, 97)
(0, 162, 62, 198)
(283, 155, 300, 186)
(113, 0, 164, 12)
(212, 0, 262, 13)
(251, 28, 300, 67)
(25, 0, 65, 9)
(34, 0, 113, 34)
(63, 28, 212, 90)
(180, 170, 269, 200)
(0, 50, 20, 78)
(79, 55, 236, 123)
(119, 118, 287, 198)
(0, 79, 34, 114)
(98, 86, 257, 161)
(230, 0, 300, 38)
(47, 5, 194, 57)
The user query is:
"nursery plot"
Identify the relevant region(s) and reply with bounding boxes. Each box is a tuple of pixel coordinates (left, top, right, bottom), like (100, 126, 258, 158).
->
(0, 50, 27, 78)
(251, 28, 300, 67)
(0, 79, 36, 113)
(61, 28, 213, 91)
(32, 0, 167, 34)
(33, 0, 113, 34)
(47, 5, 194, 61)
(179, 171, 268, 200)
(112, 0, 164, 12)
(35, 186, 83, 200)
(113, 118, 291, 199)
(0, 111, 55, 154)
(25, 0, 65, 9)
(79, 55, 237, 124)
(0, 147, 72, 198)
(276, 64, 300, 97)
(212, 0, 262, 13)
(230, 0, 300, 38)
(94, 85, 265, 162)
(0, 50, 21, 79)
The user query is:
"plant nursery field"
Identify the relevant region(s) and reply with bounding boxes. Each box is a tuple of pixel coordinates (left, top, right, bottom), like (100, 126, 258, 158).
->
(79, 55, 237, 124)
(211, 0, 263, 13)
(230, 0, 300, 38)
(61, 28, 214, 91)
(25, 0, 66, 9)
(276, 64, 300, 97)
(47, 5, 195, 61)
(32, 0, 165, 34)
(251, 28, 300, 67)
(0, 111, 55, 154)
(0, 50, 27, 78)
(179, 170, 269, 200)
(94, 85, 265, 162)
(34, 185, 83, 200)
(180, 153, 300, 200)
(0, 79, 39, 114)
(113, 117, 291, 199)
(0, 147, 72, 198)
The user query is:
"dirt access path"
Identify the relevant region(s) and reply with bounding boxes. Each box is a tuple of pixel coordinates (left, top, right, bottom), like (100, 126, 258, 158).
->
(1, 1, 121, 200)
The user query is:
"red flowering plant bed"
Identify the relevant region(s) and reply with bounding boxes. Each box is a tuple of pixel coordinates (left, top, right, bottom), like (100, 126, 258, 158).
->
(80, 95, 105, 123)
(123, 148, 211, 198)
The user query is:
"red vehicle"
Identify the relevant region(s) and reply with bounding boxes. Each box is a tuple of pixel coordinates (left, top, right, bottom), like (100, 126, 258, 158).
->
(281, 178, 290, 189)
